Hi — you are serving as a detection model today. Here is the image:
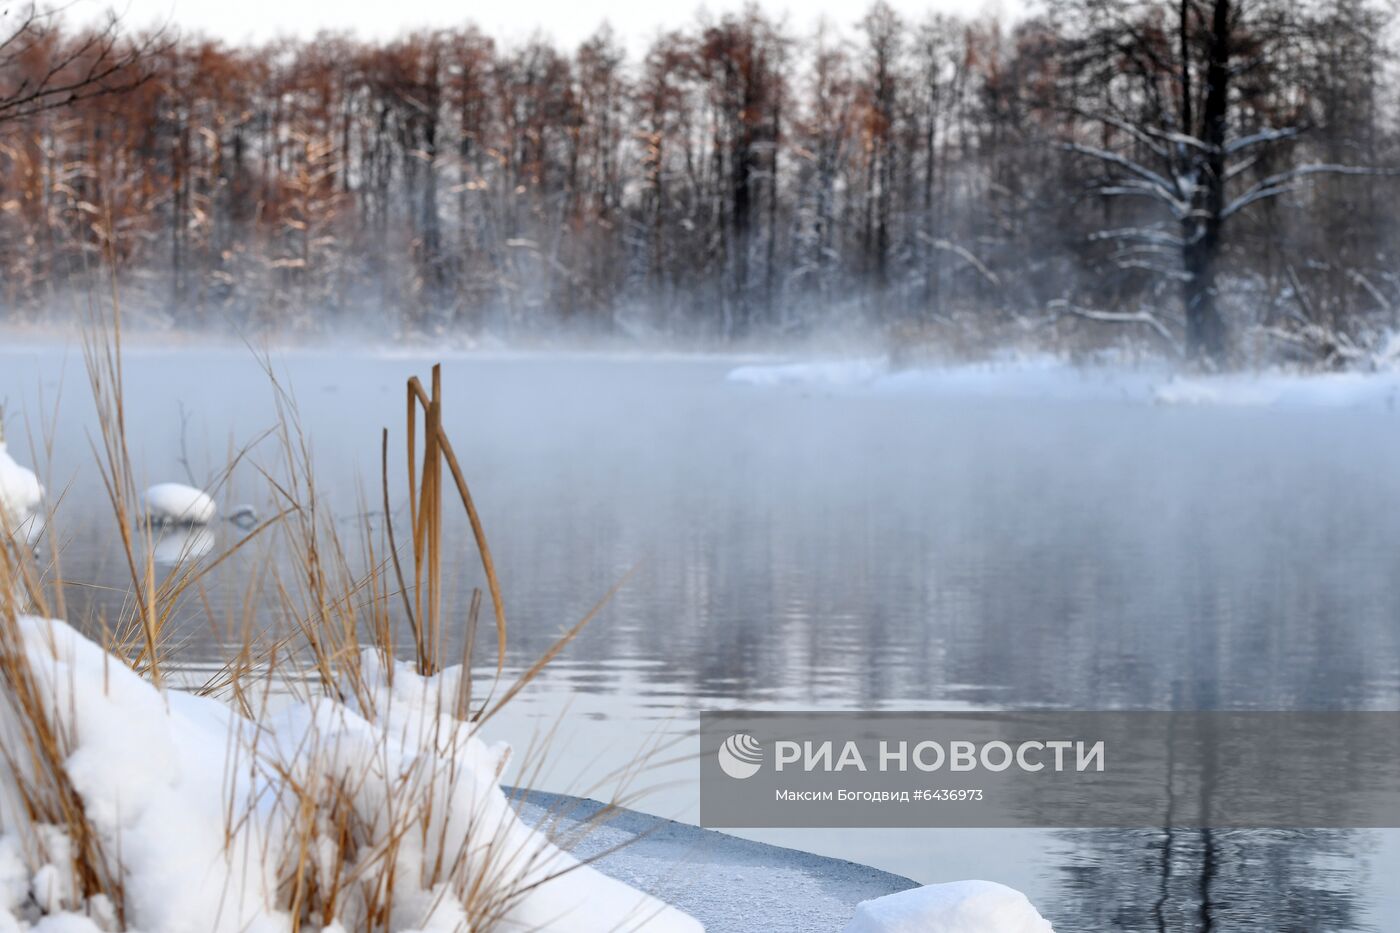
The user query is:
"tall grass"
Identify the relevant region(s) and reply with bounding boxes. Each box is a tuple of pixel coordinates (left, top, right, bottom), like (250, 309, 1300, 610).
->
(0, 306, 670, 931)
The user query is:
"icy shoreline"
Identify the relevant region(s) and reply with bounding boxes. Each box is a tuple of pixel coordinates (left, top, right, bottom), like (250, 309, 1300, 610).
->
(512, 791, 1056, 933)
(509, 789, 917, 933)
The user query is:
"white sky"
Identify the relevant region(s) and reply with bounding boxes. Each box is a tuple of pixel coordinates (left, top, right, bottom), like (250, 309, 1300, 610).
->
(88, 0, 1026, 50)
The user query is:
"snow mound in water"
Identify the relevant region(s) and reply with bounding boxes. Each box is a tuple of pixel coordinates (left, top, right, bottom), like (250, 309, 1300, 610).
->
(141, 483, 217, 524)
(0, 443, 44, 526)
(843, 880, 1053, 933)
(0, 617, 702, 933)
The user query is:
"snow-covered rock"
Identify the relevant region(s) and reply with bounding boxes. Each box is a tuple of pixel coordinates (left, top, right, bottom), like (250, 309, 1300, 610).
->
(0, 617, 703, 933)
(0, 443, 43, 529)
(842, 880, 1053, 933)
(142, 483, 217, 525)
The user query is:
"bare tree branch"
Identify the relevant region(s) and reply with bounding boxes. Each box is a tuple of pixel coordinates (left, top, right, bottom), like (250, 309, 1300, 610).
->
(1044, 299, 1182, 352)
(1225, 125, 1302, 156)
(1223, 164, 1400, 220)
(0, 5, 170, 126)
(916, 233, 1000, 287)
(1061, 142, 1183, 198)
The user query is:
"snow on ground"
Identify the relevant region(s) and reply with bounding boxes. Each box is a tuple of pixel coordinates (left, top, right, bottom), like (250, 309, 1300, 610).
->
(728, 356, 1400, 411)
(0, 617, 702, 933)
(842, 881, 1053, 933)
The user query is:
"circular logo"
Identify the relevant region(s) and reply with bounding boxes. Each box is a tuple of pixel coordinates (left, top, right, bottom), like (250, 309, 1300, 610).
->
(717, 733, 764, 779)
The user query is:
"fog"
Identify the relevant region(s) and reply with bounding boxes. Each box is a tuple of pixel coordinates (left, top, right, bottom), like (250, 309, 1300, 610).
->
(2, 340, 1398, 929)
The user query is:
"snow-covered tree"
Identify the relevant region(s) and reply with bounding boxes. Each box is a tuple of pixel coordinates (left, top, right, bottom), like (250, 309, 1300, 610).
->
(1050, 0, 1393, 364)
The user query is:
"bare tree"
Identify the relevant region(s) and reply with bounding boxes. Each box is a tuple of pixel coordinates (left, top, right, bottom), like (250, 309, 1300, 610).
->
(2, 1, 1399, 362)
(0, 4, 163, 125)
(1049, 0, 1394, 365)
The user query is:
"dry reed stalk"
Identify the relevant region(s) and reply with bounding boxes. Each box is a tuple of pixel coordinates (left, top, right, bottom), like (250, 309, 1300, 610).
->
(247, 360, 674, 929)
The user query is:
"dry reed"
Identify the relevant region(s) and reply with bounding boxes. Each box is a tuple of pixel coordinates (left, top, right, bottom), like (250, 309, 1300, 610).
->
(0, 304, 681, 931)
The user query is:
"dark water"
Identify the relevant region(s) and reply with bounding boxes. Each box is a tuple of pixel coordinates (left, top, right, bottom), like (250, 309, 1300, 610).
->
(2, 342, 1398, 930)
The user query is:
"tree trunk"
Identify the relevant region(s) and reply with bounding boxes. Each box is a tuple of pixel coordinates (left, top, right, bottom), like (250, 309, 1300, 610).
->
(1182, 0, 1231, 365)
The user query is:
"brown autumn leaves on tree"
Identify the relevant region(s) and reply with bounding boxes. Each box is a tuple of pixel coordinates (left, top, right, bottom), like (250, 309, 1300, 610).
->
(0, 6, 159, 124)
(0, 0, 1397, 367)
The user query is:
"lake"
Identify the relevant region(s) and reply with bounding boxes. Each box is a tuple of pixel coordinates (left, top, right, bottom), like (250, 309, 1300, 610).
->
(2, 341, 1398, 931)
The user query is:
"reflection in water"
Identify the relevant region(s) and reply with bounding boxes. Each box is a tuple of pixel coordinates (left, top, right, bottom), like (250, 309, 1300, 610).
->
(151, 525, 216, 565)
(2, 348, 1398, 931)
(1053, 828, 1370, 932)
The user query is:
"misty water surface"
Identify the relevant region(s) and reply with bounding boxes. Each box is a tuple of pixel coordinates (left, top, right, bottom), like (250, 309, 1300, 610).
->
(2, 342, 1398, 931)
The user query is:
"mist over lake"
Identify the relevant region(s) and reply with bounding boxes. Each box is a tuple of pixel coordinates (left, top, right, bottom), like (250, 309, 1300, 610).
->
(4, 342, 1398, 930)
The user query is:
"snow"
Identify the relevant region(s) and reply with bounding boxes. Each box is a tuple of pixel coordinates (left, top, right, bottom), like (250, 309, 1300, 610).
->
(727, 357, 1160, 402)
(141, 483, 217, 525)
(28, 917, 105, 933)
(728, 356, 1400, 411)
(0, 617, 703, 933)
(1156, 368, 1400, 409)
(0, 444, 43, 530)
(842, 881, 1053, 933)
(728, 359, 889, 389)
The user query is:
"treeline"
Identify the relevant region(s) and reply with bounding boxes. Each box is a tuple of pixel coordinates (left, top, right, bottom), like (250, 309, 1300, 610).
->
(1, 0, 1397, 363)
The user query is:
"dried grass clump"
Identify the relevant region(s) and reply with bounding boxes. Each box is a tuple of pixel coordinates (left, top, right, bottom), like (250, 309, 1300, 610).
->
(0, 305, 674, 932)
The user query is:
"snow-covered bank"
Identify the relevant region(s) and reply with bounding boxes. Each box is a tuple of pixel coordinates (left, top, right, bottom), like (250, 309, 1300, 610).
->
(1154, 368, 1400, 409)
(727, 356, 1162, 401)
(0, 617, 701, 933)
(728, 356, 1400, 411)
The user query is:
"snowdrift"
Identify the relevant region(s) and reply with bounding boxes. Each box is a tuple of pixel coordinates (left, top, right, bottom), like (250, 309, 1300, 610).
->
(0, 617, 702, 933)
(843, 880, 1054, 933)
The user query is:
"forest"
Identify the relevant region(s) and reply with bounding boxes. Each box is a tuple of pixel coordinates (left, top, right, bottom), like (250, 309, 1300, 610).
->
(0, 0, 1396, 366)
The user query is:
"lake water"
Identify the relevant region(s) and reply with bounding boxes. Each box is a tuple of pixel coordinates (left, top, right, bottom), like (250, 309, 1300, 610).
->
(3, 341, 1399, 931)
